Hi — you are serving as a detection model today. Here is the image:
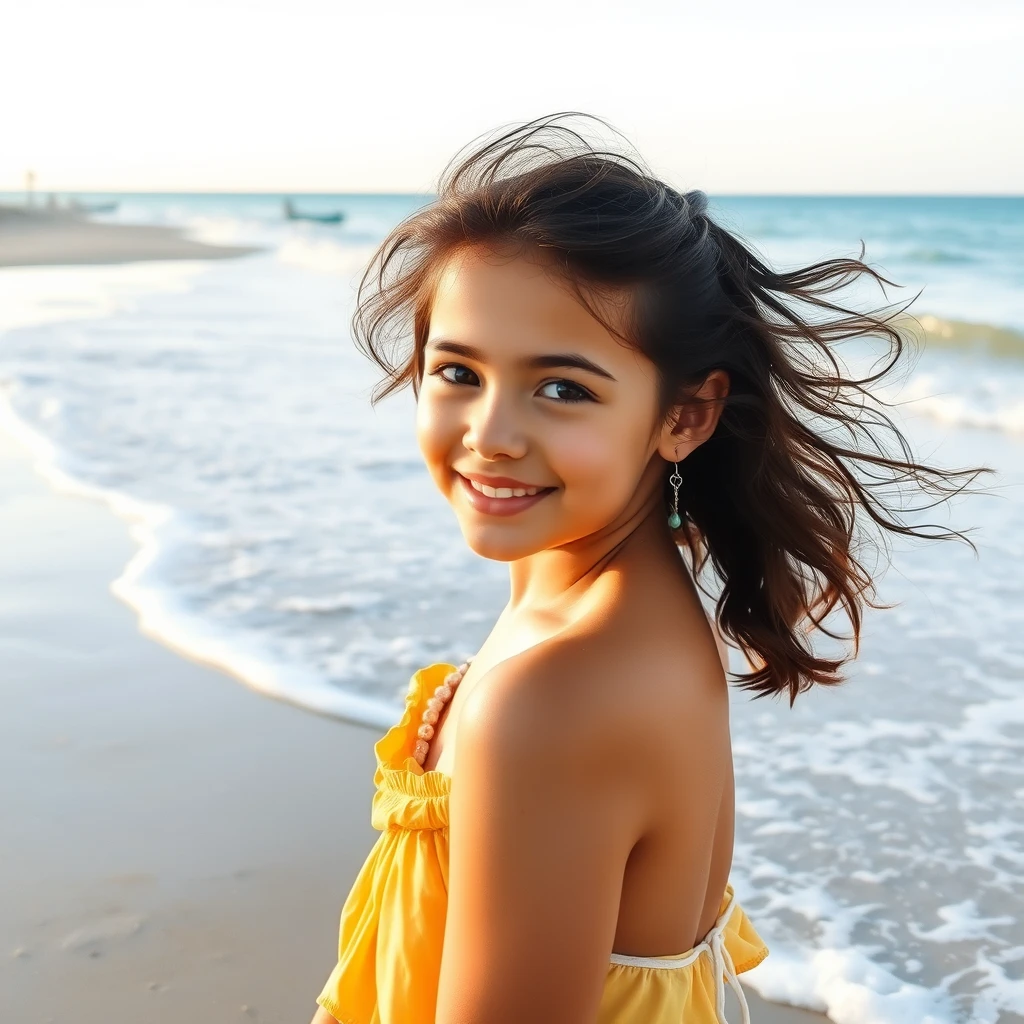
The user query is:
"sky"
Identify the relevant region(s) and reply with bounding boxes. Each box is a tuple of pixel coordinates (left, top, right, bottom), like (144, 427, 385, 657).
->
(3, 0, 1022, 195)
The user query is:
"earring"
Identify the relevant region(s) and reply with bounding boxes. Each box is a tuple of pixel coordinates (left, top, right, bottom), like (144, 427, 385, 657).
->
(668, 461, 683, 529)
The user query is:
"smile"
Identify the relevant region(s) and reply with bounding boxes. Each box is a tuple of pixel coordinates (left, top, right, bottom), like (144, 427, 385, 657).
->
(455, 473, 556, 517)
(468, 479, 544, 498)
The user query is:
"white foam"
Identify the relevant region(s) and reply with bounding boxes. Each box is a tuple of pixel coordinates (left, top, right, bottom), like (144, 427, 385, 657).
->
(908, 901, 1014, 944)
(906, 392, 1024, 435)
(753, 821, 806, 836)
(276, 592, 384, 614)
(963, 951, 1024, 1021)
(0, 385, 401, 732)
(885, 368, 1024, 437)
(277, 236, 377, 278)
(0, 262, 202, 334)
(851, 869, 901, 885)
(941, 694, 1024, 748)
(744, 942, 957, 1024)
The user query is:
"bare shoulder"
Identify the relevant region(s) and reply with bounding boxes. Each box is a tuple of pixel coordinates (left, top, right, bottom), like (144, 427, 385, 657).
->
(456, 613, 730, 808)
(455, 639, 617, 790)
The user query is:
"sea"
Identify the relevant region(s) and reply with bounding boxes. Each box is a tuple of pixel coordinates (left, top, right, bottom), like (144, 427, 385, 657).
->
(0, 192, 1021, 1024)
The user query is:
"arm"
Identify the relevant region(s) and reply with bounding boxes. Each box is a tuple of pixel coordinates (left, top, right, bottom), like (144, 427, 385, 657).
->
(435, 651, 645, 1024)
(309, 1007, 341, 1024)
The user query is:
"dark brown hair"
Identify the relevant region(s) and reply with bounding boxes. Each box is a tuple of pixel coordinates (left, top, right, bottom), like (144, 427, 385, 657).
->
(351, 112, 992, 704)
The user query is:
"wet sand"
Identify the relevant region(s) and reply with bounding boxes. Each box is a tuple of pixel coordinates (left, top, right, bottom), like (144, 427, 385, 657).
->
(0, 416, 829, 1024)
(0, 205, 259, 266)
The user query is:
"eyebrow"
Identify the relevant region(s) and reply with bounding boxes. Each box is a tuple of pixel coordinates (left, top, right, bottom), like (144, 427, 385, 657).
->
(425, 339, 617, 382)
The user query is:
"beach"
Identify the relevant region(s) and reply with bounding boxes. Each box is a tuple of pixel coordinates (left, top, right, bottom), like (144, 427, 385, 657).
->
(0, 425, 829, 1024)
(0, 426, 375, 1022)
(0, 205, 259, 266)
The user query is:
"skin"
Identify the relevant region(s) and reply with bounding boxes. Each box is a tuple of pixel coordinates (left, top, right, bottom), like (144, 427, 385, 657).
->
(313, 242, 733, 1024)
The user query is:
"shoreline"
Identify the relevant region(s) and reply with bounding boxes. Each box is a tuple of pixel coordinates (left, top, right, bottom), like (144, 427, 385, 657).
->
(0, 205, 260, 266)
(0, 427, 379, 1022)
(0, 427, 829, 1023)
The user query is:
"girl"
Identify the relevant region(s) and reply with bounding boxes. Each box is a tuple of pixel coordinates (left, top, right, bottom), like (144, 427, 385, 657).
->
(310, 114, 985, 1024)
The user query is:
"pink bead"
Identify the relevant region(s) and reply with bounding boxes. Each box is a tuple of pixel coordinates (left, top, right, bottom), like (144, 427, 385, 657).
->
(414, 739, 429, 762)
(434, 684, 452, 702)
(423, 705, 439, 725)
(457, 662, 469, 674)
(417, 722, 435, 741)
(444, 672, 460, 687)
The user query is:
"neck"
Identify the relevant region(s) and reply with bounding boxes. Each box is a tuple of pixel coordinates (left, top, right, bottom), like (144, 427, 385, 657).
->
(504, 494, 680, 626)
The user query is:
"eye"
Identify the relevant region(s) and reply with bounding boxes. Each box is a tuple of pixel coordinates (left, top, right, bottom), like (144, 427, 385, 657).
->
(538, 379, 595, 403)
(432, 363, 480, 387)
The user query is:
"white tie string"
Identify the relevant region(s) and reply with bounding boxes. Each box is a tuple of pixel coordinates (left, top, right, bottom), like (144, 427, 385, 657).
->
(607, 886, 752, 1024)
(708, 919, 751, 1024)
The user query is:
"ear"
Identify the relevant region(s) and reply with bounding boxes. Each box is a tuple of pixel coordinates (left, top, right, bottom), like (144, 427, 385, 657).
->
(656, 369, 730, 462)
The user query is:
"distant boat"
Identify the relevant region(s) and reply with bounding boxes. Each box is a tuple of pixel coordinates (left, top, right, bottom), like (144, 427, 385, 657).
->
(70, 198, 119, 214)
(283, 199, 344, 225)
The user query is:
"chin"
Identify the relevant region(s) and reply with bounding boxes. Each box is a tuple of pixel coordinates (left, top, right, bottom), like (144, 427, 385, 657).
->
(457, 523, 547, 562)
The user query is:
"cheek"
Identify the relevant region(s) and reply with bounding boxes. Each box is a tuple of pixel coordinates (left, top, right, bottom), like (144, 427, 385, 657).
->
(415, 395, 458, 480)
(548, 417, 645, 510)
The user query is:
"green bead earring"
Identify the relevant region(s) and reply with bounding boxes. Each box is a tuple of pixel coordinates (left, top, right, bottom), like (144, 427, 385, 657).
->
(667, 461, 683, 529)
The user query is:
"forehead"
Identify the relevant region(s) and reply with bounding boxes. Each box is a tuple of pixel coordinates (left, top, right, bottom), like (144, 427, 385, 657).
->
(427, 245, 631, 353)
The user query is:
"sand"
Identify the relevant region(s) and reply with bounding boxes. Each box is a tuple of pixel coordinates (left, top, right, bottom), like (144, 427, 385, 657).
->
(0, 430, 376, 1022)
(0, 205, 260, 266)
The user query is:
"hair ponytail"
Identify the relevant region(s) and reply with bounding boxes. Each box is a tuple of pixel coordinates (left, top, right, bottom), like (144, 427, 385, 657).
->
(352, 112, 992, 703)
(669, 212, 990, 701)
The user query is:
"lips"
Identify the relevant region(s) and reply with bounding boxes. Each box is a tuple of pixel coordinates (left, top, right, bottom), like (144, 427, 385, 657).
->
(455, 472, 556, 517)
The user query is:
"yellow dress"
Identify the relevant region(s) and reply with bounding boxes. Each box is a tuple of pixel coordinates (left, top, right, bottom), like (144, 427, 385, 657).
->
(317, 663, 769, 1024)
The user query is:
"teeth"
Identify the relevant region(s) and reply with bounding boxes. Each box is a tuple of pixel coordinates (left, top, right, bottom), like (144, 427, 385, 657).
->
(468, 479, 542, 498)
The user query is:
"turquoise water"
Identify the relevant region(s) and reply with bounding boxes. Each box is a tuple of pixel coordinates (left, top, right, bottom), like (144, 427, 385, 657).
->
(0, 193, 1021, 1023)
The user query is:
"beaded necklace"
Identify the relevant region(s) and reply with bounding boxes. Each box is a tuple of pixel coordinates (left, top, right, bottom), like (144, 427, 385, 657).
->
(412, 657, 474, 767)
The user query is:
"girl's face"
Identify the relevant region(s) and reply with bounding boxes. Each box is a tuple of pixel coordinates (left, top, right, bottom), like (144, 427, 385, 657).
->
(416, 244, 667, 563)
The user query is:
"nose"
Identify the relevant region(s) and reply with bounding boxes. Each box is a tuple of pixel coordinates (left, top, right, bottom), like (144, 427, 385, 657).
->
(462, 386, 529, 462)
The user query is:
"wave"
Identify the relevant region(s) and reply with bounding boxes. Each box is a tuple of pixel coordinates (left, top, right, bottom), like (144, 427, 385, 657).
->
(743, 937, 956, 1024)
(892, 314, 1024, 360)
(902, 248, 975, 264)
(899, 391, 1024, 436)
(0, 382, 401, 733)
(277, 237, 378, 277)
(0, 261, 201, 335)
